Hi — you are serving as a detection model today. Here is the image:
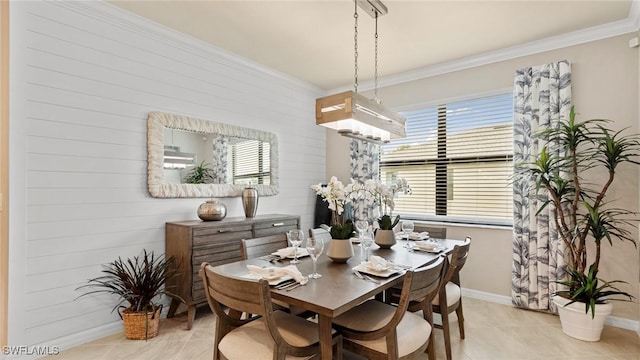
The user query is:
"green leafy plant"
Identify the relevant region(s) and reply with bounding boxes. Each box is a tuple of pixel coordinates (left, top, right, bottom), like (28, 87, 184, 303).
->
(184, 161, 214, 184)
(76, 250, 179, 314)
(377, 214, 400, 230)
(330, 219, 354, 239)
(522, 106, 639, 316)
(556, 264, 633, 318)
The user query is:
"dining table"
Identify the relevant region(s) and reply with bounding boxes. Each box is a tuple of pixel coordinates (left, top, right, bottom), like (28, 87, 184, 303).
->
(210, 238, 465, 360)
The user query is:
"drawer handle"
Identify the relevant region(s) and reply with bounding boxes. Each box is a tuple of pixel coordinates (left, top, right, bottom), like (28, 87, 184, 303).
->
(272, 222, 284, 227)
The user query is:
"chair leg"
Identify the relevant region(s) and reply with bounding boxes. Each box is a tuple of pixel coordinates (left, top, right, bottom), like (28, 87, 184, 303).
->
(441, 310, 452, 360)
(456, 302, 465, 339)
(427, 330, 436, 360)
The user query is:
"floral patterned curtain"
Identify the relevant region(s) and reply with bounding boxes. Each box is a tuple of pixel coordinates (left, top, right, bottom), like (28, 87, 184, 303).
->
(350, 139, 379, 222)
(210, 135, 229, 184)
(512, 60, 571, 312)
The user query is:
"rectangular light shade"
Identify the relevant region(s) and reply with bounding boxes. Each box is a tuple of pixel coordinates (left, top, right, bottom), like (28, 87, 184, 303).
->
(316, 91, 406, 144)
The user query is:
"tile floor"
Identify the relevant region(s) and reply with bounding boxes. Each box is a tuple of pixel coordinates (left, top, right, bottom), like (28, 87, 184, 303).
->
(46, 297, 640, 360)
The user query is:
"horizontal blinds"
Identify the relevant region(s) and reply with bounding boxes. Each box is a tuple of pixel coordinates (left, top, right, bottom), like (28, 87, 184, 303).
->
(381, 93, 513, 223)
(232, 140, 271, 185)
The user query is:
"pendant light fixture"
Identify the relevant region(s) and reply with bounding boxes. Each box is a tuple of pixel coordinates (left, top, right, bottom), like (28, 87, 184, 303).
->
(315, 0, 405, 144)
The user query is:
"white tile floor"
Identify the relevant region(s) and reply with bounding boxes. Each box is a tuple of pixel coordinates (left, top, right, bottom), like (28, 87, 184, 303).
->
(46, 297, 640, 360)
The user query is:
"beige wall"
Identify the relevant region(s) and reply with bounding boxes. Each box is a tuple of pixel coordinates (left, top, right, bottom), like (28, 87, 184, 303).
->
(327, 33, 640, 321)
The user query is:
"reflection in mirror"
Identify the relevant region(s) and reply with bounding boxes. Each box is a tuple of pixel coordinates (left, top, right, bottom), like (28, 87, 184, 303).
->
(147, 112, 279, 198)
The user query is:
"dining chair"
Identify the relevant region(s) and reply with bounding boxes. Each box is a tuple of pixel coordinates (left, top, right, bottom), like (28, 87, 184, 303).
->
(240, 233, 289, 260)
(331, 256, 445, 360)
(308, 227, 332, 242)
(199, 262, 343, 360)
(432, 237, 471, 360)
(240, 234, 313, 318)
(413, 225, 447, 240)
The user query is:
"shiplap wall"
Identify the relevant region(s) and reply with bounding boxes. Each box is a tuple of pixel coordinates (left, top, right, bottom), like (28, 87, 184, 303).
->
(9, 0, 326, 349)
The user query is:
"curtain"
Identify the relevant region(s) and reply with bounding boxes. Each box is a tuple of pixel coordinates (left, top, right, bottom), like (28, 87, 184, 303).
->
(512, 60, 571, 312)
(210, 135, 229, 184)
(350, 139, 379, 222)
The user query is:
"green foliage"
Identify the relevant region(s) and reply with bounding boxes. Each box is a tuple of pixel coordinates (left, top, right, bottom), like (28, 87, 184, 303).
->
(184, 161, 214, 184)
(330, 219, 354, 239)
(76, 250, 179, 314)
(556, 264, 633, 318)
(377, 214, 400, 230)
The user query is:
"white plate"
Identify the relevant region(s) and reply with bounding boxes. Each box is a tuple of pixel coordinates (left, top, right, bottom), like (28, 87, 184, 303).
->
(271, 248, 310, 259)
(352, 263, 401, 278)
(410, 244, 446, 253)
(243, 272, 293, 285)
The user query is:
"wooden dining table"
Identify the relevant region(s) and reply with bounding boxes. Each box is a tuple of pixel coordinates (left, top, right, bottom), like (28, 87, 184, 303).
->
(211, 238, 465, 360)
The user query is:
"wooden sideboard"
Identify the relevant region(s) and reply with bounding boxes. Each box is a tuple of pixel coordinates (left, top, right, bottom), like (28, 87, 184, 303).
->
(165, 214, 300, 329)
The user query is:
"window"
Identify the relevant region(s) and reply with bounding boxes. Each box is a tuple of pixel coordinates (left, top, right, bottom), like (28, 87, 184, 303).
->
(230, 139, 271, 186)
(380, 93, 513, 225)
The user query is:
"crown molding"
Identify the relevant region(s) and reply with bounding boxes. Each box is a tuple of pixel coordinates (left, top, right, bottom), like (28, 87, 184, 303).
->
(59, 1, 324, 95)
(328, 2, 640, 95)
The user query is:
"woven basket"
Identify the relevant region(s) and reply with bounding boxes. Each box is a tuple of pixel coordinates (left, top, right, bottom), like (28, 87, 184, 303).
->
(121, 306, 161, 340)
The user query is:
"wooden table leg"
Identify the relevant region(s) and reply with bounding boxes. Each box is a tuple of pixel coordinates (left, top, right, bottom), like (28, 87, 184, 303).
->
(318, 315, 333, 360)
(186, 305, 196, 330)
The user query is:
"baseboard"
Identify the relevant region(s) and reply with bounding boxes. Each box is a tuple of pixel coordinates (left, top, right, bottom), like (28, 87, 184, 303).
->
(45, 321, 123, 354)
(461, 288, 640, 334)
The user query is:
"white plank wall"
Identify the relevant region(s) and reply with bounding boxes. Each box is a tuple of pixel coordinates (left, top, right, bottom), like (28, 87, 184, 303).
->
(8, 0, 327, 349)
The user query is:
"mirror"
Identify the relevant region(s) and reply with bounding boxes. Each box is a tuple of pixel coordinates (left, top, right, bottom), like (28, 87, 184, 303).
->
(147, 111, 279, 198)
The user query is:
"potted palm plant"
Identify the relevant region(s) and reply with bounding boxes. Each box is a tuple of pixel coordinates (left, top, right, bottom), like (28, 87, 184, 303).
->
(522, 106, 638, 341)
(184, 161, 214, 184)
(77, 250, 179, 340)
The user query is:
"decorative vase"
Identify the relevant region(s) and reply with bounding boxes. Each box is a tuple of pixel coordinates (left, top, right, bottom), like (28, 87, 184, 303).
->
(197, 199, 227, 221)
(374, 229, 396, 249)
(242, 186, 259, 218)
(326, 239, 354, 263)
(553, 295, 612, 342)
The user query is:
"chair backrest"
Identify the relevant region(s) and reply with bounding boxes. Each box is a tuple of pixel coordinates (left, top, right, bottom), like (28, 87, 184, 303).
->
(309, 227, 332, 242)
(240, 233, 289, 260)
(414, 225, 447, 240)
(377, 256, 446, 335)
(442, 237, 471, 287)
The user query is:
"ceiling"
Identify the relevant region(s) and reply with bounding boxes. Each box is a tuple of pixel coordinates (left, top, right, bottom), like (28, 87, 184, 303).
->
(108, 0, 634, 91)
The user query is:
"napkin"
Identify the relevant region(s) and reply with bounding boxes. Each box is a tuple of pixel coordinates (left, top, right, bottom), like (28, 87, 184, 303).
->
(414, 240, 440, 251)
(408, 232, 430, 241)
(367, 255, 393, 271)
(246, 264, 305, 283)
(272, 247, 307, 258)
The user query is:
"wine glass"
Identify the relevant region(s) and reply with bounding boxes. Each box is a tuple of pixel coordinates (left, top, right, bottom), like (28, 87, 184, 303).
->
(401, 220, 414, 248)
(287, 229, 304, 264)
(305, 236, 324, 279)
(355, 220, 369, 257)
(360, 230, 374, 262)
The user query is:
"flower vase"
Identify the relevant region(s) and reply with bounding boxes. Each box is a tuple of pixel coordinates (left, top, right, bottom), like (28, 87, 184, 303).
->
(326, 239, 354, 263)
(374, 229, 396, 249)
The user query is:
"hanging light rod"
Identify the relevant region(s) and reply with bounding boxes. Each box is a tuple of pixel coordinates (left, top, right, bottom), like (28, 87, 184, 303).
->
(356, 0, 388, 18)
(315, 0, 405, 144)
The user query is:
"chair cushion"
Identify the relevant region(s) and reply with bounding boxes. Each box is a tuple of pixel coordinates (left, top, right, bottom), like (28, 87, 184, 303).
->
(332, 299, 432, 357)
(219, 311, 329, 360)
(432, 282, 461, 307)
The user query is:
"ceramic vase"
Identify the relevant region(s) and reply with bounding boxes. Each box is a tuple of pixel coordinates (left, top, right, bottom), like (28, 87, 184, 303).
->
(242, 186, 259, 218)
(197, 199, 227, 221)
(374, 229, 396, 249)
(326, 239, 354, 263)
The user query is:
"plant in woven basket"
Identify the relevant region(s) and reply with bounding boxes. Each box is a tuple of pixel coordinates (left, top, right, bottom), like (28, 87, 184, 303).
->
(76, 250, 180, 340)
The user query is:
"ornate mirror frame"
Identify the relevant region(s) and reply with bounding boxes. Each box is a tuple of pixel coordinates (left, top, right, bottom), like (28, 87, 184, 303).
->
(147, 111, 279, 198)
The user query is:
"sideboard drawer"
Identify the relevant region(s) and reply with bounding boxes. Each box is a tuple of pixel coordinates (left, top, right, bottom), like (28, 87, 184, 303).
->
(254, 217, 299, 237)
